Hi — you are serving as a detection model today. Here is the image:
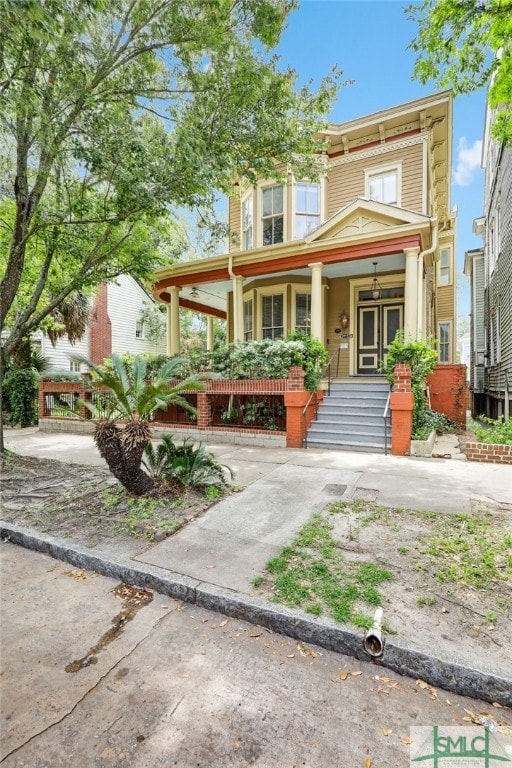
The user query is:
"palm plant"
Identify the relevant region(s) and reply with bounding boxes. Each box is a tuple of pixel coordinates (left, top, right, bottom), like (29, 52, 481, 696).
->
(76, 354, 204, 495)
(142, 435, 233, 488)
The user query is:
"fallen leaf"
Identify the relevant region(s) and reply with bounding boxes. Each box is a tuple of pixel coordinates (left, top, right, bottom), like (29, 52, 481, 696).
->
(206, 565, 216, 569)
(351, 670, 362, 676)
(249, 632, 262, 638)
(416, 679, 428, 689)
(218, 619, 229, 627)
(339, 672, 350, 680)
(287, 654, 295, 658)
(401, 737, 412, 745)
(364, 758, 372, 768)
(376, 676, 392, 683)
(63, 569, 86, 581)
(492, 702, 504, 709)
(381, 727, 392, 736)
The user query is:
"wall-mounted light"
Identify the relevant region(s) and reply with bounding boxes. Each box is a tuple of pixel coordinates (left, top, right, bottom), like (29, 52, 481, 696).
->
(370, 262, 382, 301)
(339, 311, 350, 330)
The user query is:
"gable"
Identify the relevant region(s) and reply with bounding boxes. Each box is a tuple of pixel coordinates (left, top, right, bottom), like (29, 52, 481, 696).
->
(306, 197, 429, 243)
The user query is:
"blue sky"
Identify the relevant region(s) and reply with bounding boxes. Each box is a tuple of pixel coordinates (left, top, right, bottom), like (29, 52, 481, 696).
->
(272, 0, 487, 319)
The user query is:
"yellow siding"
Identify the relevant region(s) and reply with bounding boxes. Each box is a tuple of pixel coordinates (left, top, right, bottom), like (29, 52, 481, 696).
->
(436, 285, 454, 321)
(228, 197, 241, 253)
(327, 143, 424, 217)
(325, 277, 351, 378)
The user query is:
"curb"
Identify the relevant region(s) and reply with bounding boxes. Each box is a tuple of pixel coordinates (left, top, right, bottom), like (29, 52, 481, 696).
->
(2, 521, 511, 708)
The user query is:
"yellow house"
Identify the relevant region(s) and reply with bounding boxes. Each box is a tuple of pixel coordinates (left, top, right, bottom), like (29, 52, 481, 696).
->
(153, 92, 456, 377)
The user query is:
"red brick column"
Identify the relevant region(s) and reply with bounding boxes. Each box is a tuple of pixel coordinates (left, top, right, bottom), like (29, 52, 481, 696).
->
(196, 391, 211, 430)
(390, 364, 414, 456)
(89, 284, 112, 365)
(284, 367, 308, 448)
(426, 364, 467, 427)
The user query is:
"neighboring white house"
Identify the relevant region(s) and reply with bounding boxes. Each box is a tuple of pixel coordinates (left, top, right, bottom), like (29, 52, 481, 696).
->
(38, 274, 166, 372)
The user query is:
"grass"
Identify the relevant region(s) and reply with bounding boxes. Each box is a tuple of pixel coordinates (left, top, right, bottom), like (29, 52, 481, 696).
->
(258, 512, 392, 628)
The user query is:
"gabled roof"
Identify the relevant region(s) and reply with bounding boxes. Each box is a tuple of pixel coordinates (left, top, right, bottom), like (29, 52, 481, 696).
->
(305, 198, 430, 244)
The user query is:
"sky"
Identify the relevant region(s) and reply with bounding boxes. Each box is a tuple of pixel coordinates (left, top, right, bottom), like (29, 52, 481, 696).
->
(270, 0, 487, 320)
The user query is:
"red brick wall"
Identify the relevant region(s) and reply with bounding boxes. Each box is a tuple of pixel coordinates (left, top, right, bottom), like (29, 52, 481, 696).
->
(464, 442, 512, 464)
(390, 364, 414, 456)
(89, 284, 112, 365)
(427, 364, 467, 427)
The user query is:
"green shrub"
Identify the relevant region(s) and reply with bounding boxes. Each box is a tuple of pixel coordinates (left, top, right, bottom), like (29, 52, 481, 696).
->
(41, 370, 83, 382)
(412, 410, 455, 440)
(472, 416, 512, 445)
(142, 435, 233, 488)
(3, 367, 38, 426)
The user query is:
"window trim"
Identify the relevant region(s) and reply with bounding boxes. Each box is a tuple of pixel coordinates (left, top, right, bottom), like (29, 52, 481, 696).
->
(243, 297, 253, 342)
(437, 320, 452, 364)
(260, 289, 286, 340)
(364, 162, 402, 207)
(241, 191, 254, 251)
(135, 320, 144, 339)
(293, 181, 321, 240)
(292, 288, 312, 334)
(437, 245, 453, 287)
(259, 183, 285, 247)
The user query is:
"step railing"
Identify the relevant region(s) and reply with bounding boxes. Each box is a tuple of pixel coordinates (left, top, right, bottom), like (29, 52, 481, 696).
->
(383, 387, 391, 455)
(302, 350, 341, 448)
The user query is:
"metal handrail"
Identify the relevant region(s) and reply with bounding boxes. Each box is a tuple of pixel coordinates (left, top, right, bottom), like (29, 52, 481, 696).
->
(302, 349, 341, 448)
(383, 387, 391, 456)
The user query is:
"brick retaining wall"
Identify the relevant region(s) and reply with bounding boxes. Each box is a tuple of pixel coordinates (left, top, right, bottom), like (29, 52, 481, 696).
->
(464, 442, 512, 464)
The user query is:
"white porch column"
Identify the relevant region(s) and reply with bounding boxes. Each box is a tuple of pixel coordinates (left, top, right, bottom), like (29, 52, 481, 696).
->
(309, 262, 324, 343)
(232, 275, 244, 343)
(404, 248, 420, 339)
(416, 252, 424, 339)
(167, 286, 181, 356)
(206, 316, 214, 351)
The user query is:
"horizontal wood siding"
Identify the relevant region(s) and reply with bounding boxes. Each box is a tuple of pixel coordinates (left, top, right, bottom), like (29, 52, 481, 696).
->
(474, 257, 485, 351)
(229, 197, 241, 253)
(109, 275, 166, 356)
(325, 277, 351, 377)
(327, 143, 424, 217)
(40, 328, 90, 372)
(436, 285, 454, 321)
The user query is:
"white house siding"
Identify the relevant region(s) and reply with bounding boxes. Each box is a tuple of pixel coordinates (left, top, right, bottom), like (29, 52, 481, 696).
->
(473, 255, 486, 392)
(39, 328, 90, 373)
(108, 275, 166, 356)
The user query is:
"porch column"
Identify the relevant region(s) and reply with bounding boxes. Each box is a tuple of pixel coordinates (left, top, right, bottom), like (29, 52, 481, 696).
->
(309, 262, 324, 343)
(233, 275, 244, 343)
(206, 316, 214, 351)
(416, 252, 424, 339)
(167, 286, 181, 356)
(404, 248, 420, 339)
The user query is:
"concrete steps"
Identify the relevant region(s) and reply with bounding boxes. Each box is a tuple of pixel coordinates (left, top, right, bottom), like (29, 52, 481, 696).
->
(306, 380, 391, 453)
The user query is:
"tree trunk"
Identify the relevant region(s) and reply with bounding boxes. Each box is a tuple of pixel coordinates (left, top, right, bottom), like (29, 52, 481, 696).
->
(94, 420, 154, 496)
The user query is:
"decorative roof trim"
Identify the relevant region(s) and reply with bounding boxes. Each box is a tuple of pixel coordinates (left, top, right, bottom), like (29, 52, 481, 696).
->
(330, 134, 427, 167)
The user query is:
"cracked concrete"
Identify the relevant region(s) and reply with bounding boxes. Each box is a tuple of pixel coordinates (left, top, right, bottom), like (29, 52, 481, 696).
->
(3, 543, 512, 768)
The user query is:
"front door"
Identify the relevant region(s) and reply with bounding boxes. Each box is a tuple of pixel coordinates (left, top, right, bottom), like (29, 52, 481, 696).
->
(357, 303, 403, 374)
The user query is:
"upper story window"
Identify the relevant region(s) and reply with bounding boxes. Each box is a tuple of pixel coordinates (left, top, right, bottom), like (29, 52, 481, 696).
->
(295, 183, 320, 239)
(365, 164, 401, 206)
(438, 247, 452, 286)
(261, 294, 284, 339)
(136, 320, 144, 338)
(262, 185, 284, 246)
(242, 195, 253, 250)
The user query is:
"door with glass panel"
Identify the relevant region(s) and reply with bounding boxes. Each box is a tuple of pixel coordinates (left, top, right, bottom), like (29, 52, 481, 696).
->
(357, 303, 403, 374)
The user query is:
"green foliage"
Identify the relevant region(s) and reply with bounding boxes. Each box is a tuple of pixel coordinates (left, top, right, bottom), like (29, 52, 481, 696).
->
(407, 0, 512, 145)
(40, 371, 83, 383)
(286, 331, 329, 390)
(472, 415, 512, 445)
(381, 333, 438, 435)
(78, 354, 204, 422)
(413, 409, 455, 441)
(142, 434, 233, 488)
(3, 367, 38, 426)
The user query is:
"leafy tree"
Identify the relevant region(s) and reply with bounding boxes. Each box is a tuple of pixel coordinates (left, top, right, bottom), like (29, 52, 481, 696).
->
(78, 354, 204, 496)
(407, 0, 512, 145)
(0, 0, 339, 450)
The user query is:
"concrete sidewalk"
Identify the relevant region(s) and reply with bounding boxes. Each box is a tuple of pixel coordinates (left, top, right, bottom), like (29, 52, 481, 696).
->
(3, 427, 512, 705)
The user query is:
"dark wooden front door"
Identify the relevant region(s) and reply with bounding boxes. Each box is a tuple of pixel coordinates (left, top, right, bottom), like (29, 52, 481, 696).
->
(357, 303, 403, 374)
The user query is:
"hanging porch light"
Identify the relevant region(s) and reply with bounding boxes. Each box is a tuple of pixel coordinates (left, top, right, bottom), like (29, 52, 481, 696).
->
(370, 262, 382, 301)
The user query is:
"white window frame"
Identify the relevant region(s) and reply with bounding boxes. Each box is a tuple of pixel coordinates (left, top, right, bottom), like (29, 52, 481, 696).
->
(241, 192, 253, 251)
(438, 246, 452, 287)
(69, 361, 81, 372)
(365, 162, 402, 207)
(293, 289, 312, 334)
(260, 290, 286, 340)
(437, 321, 452, 363)
(135, 320, 144, 339)
(260, 184, 285, 247)
(243, 298, 253, 342)
(293, 182, 321, 239)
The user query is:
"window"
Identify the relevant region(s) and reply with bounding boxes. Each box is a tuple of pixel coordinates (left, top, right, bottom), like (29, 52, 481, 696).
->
(70, 361, 81, 372)
(261, 294, 284, 339)
(242, 195, 253, 250)
(295, 183, 320, 238)
(295, 292, 311, 334)
(136, 320, 144, 338)
(367, 169, 398, 205)
(262, 185, 284, 246)
(438, 322, 450, 363)
(243, 299, 253, 341)
(438, 247, 451, 286)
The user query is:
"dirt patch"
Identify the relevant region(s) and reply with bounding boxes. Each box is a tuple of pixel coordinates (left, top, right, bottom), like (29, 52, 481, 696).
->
(254, 497, 512, 675)
(1, 453, 221, 554)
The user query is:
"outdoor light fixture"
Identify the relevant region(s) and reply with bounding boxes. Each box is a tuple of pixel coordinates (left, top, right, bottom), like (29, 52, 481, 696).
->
(339, 311, 349, 330)
(190, 286, 199, 298)
(370, 262, 382, 301)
